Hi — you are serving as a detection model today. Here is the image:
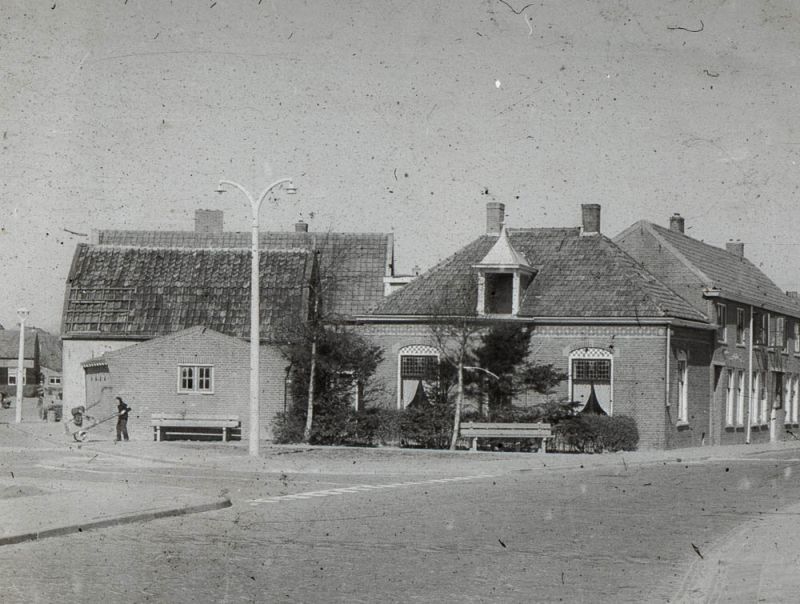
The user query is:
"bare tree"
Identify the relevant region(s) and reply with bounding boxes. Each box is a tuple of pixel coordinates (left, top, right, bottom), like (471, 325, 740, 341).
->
(426, 277, 488, 450)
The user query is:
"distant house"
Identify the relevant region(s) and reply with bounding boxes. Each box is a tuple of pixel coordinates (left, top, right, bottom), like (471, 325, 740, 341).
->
(0, 330, 39, 400)
(61, 210, 395, 439)
(616, 214, 800, 446)
(0, 328, 62, 405)
(356, 203, 717, 450)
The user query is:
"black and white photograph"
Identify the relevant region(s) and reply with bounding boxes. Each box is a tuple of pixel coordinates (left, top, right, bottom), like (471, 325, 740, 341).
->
(3, 1, 800, 601)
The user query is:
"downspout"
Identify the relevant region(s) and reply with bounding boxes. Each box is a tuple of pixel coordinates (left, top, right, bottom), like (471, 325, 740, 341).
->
(665, 325, 671, 447)
(746, 305, 754, 444)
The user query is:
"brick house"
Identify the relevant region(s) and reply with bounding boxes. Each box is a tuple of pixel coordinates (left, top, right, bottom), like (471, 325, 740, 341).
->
(0, 330, 40, 401)
(615, 215, 800, 446)
(61, 210, 394, 439)
(81, 327, 287, 440)
(355, 203, 718, 449)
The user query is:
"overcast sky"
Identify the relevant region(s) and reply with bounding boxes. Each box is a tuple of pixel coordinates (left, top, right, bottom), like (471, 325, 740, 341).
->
(2, 0, 799, 332)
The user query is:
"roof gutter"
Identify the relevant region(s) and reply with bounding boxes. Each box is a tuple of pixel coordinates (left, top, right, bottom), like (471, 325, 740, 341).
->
(353, 314, 714, 330)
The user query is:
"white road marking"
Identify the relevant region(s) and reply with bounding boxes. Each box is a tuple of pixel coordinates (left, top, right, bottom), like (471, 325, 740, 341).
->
(248, 474, 496, 506)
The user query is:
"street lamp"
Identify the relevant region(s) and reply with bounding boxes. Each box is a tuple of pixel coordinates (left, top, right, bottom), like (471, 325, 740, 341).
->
(15, 308, 29, 424)
(215, 177, 296, 456)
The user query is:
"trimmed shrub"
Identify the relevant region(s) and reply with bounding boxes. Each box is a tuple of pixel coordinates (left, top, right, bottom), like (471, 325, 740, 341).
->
(399, 403, 453, 449)
(272, 407, 402, 447)
(554, 414, 639, 452)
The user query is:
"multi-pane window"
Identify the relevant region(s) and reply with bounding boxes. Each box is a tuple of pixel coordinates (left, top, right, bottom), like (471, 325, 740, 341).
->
(716, 303, 727, 343)
(772, 317, 787, 351)
(754, 312, 768, 345)
(677, 359, 688, 422)
(399, 346, 439, 408)
(178, 365, 214, 393)
(752, 371, 768, 425)
(49, 376, 61, 385)
(7, 372, 25, 386)
(790, 376, 800, 425)
(569, 348, 613, 415)
(572, 359, 611, 383)
(736, 308, 746, 345)
(736, 370, 745, 427)
(795, 321, 800, 354)
(725, 369, 735, 427)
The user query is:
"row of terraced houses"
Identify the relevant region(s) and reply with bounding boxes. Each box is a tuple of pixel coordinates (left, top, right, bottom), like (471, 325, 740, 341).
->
(60, 204, 800, 449)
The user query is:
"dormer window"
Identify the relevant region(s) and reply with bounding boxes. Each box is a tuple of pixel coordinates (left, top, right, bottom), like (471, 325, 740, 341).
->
(473, 226, 535, 316)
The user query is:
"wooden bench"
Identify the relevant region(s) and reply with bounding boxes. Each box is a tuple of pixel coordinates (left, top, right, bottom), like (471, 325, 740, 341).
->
(460, 422, 552, 454)
(150, 413, 241, 442)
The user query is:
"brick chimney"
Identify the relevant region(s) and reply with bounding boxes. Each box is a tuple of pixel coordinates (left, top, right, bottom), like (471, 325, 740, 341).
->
(726, 240, 744, 258)
(486, 202, 505, 236)
(294, 221, 309, 232)
(669, 213, 685, 234)
(195, 209, 223, 234)
(581, 204, 601, 235)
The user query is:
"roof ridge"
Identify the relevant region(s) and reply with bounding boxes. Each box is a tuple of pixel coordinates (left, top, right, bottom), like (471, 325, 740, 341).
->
(88, 244, 312, 254)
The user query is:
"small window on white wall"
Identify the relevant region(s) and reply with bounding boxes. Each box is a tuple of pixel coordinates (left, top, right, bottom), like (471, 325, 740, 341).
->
(178, 365, 214, 394)
(569, 348, 613, 415)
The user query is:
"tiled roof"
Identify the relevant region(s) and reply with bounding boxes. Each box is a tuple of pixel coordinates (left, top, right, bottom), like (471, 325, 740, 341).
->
(0, 330, 36, 360)
(627, 222, 800, 317)
(35, 330, 62, 371)
(372, 228, 707, 322)
(96, 230, 391, 317)
(62, 245, 312, 341)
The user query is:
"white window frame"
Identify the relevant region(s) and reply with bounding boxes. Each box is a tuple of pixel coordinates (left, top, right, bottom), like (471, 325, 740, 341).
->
(568, 347, 614, 416)
(736, 370, 745, 427)
(177, 364, 214, 394)
(676, 353, 688, 423)
(751, 371, 760, 426)
(397, 345, 440, 409)
(725, 369, 735, 427)
(48, 376, 62, 386)
(794, 321, 800, 354)
(777, 317, 787, 353)
(716, 303, 727, 343)
(7, 372, 26, 386)
(736, 308, 746, 346)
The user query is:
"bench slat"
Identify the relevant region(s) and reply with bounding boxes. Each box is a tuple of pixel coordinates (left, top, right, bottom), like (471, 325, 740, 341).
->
(151, 420, 240, 427)
(460, 422, 550, 430)
(461, 429, 551, 438)
(150, 413, 239, 421)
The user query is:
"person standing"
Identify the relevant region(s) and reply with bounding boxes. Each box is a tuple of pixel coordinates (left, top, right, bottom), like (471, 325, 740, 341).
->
(115, 396, 131, 442)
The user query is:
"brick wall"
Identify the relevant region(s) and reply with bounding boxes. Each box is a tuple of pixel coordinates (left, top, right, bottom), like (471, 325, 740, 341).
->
(99, 328, 288, 441)
(668, 327, 713, 448)
(355, 321, 703, 450)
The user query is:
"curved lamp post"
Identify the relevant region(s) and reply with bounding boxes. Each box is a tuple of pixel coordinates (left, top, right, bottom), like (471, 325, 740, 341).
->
(15, 308, 29, 424)
(215, 178, 296, 456)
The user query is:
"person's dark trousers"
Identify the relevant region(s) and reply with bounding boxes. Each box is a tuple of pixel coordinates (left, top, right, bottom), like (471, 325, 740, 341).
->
(116, 418, 129, 441)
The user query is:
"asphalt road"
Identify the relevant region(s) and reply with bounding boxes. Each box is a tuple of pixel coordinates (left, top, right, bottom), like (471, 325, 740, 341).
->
(3, 428, 800, 603)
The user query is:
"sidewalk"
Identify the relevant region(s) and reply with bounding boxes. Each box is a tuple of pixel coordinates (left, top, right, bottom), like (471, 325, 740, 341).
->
(0, 478, 231, 546)
(6, 418, 800, 602)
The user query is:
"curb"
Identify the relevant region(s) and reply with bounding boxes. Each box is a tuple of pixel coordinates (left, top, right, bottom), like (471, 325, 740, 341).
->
(0, 497, 232, 547)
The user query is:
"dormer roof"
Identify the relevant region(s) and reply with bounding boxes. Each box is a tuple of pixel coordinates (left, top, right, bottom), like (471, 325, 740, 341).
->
(473, 227, 534, 272)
